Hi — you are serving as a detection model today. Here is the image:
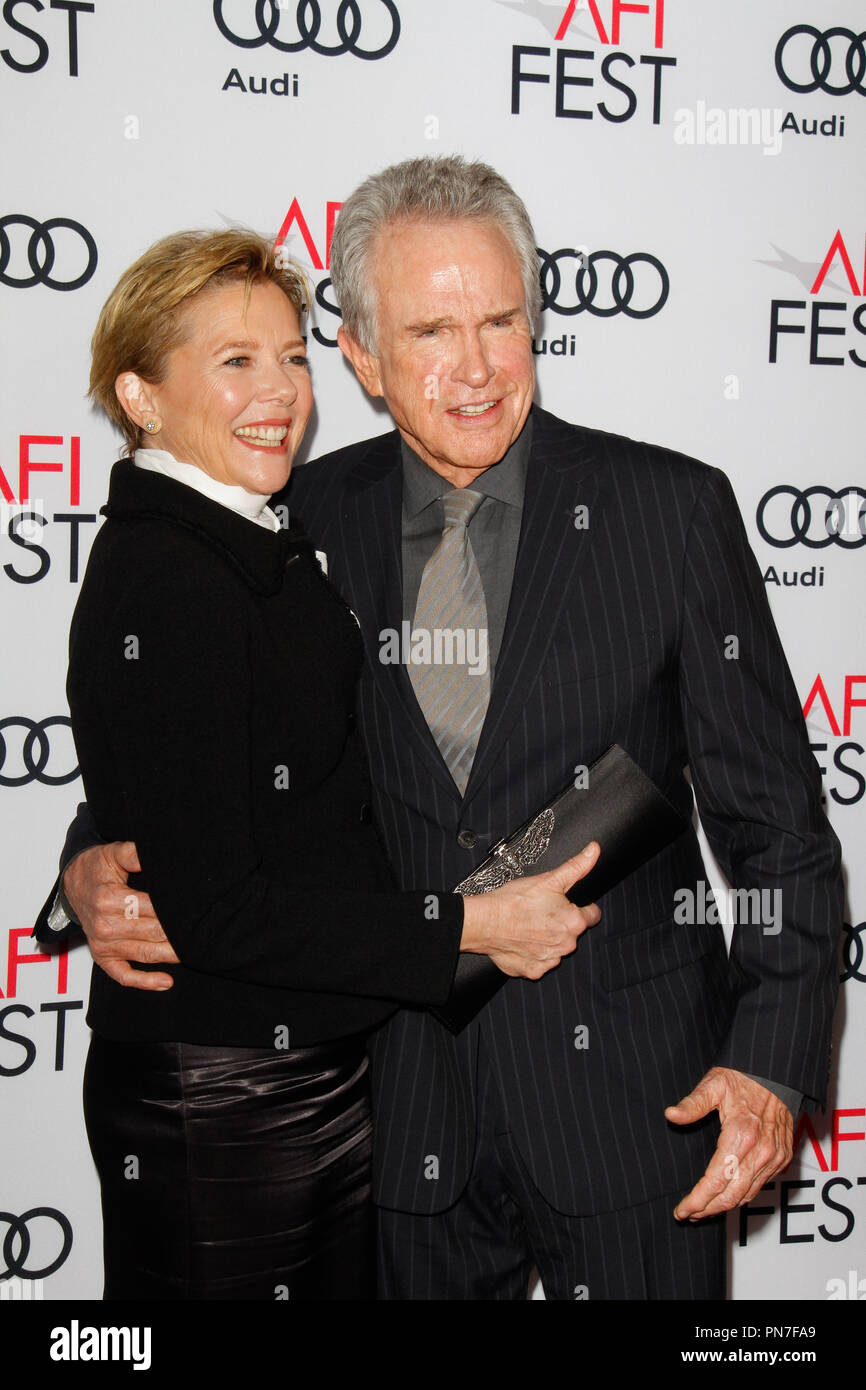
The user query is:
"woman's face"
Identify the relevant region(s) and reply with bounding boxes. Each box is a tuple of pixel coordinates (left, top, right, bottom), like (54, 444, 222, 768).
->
(138, 278, 313, 494)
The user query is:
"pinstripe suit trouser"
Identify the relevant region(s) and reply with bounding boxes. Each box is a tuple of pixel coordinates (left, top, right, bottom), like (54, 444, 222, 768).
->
(377, 1034, 725, 1301)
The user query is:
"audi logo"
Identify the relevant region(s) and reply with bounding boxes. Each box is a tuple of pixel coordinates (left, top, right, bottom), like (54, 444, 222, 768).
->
(0, 717, 79, 787)
(775, 25, 866, 97)
(0, 1208, 73, 1281)
(213, 0, 400, 59)
(841, 921, 866, 984)
(538, 248, 669, 319)
(756, 486, 866, 550)
(0, 215, 97, 291)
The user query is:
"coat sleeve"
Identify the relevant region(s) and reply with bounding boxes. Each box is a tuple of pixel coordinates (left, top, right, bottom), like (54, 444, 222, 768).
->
(676, 466, 843, 1105)
(77, 562, 463, 1007)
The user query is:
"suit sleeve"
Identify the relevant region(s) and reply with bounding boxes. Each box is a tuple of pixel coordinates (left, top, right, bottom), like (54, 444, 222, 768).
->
(82, 566, 463, 1007)
(31, 802, 104, 945)
(676, 467, 842, 1105)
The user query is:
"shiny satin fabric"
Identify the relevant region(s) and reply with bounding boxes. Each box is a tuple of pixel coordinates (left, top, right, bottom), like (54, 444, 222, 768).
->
(83, 1033, 374, 1299)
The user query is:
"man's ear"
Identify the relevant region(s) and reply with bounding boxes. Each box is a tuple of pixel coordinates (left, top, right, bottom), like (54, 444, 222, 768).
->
(337, 326, 384, 399)
(115, 372, 161, 432)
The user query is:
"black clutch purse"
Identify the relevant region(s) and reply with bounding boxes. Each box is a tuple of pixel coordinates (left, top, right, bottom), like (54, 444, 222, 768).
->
(431, 744, 688, 1033)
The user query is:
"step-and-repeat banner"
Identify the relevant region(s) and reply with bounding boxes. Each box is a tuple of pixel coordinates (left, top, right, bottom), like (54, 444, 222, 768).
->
(1, 1, 863, 1302)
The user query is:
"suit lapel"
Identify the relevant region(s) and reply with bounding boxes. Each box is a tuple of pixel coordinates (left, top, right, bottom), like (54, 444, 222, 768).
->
(465, 409, 602, 800)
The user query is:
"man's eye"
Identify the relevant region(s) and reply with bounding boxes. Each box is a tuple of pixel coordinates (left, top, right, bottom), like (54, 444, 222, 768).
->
(286, 355, 310, 369)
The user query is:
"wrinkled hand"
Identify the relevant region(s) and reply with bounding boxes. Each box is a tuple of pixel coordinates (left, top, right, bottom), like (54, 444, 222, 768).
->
(64, 841, 177, 990)
(461, 842, 601, 979)
(666, 1067, 794, 1220)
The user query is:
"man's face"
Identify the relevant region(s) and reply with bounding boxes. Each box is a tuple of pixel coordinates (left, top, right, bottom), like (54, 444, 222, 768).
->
(339, 218, 535, 488)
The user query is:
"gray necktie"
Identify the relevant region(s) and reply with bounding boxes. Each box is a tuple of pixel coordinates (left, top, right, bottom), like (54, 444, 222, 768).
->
(408, 489, 490, 794)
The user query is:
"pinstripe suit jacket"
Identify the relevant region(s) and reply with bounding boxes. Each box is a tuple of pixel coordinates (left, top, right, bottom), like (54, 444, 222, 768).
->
(285, 405, 842, 1217)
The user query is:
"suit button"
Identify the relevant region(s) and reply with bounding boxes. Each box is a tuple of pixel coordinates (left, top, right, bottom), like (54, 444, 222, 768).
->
(457, 829, 477, 850)
(359, 803, 372, 825)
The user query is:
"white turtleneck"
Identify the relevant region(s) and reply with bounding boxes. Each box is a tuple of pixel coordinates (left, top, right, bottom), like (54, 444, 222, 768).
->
(134, 447, 281, 532)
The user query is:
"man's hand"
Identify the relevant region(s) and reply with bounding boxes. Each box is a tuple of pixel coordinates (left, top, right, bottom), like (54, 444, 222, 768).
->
(64, 842, 177, 990)
(666, 1066, 794, 1220)
(461, 842, 602, 979)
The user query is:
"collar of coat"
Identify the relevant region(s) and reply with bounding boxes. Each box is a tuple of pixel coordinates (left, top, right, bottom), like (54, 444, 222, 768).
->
(101, 458, 313, 596)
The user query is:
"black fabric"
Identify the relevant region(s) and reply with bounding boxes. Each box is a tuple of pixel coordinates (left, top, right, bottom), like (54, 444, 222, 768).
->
(84, 1032, 375, 1299)
(66, 461, 463, 1047)
(285, 405, 843, 1219)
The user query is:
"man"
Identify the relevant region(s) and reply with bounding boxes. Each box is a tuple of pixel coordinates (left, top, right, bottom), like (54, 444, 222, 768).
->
(45, 156, 842, 1300)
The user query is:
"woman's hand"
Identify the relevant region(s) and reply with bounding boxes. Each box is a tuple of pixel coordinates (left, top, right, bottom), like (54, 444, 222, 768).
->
(64, 842, 177, 989)
(459, 841, 601, 979)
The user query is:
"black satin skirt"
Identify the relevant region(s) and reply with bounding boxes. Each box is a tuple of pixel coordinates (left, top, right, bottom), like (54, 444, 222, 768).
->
(83, 1033, 374, 1300)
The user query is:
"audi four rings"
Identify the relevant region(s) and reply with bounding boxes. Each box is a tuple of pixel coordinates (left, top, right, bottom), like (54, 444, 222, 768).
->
(775, 25, 866, 96)
(213, 0, 400, 58)
(0, 1209, 73, 1281)
(756, 487, 866, 549)
(0, 717, 79, 787)
(538, 248, 669, 318)
(0, 215, 98, 291)
(841, 922, 866, 984)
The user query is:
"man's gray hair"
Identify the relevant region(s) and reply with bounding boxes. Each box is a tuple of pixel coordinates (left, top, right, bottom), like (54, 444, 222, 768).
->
(330, 154, 542, 351)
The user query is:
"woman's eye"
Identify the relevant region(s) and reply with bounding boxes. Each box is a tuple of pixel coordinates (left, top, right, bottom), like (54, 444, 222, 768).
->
(224, 356, 249, 367)
(286, 355, 309, 369)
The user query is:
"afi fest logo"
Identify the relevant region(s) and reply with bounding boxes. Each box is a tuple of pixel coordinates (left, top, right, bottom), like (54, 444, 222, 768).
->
(505, 0, 676, 127)
(766, 228, 866, 368)
(739, 1105, 866, 1248)
(0, 0, 94, 75)
(775, 25, 863, 144)
(274, 198, 343, 346)
(0, 927, 83, 1077)
(802, 674, 866, 809)
(0, 435, 98, 584)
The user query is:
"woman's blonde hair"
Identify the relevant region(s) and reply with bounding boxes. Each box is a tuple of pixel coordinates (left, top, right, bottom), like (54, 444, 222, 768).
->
(89, 229, 308, 453)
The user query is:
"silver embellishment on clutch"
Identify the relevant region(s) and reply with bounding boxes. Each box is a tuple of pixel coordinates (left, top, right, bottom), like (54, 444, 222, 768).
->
(454, 808, 556, 896)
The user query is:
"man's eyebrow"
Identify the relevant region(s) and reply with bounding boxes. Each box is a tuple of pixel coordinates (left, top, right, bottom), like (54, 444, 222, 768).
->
(483, 306, 521, 323)
(403, 307, 522, 333)
(403, 315, 453, 333)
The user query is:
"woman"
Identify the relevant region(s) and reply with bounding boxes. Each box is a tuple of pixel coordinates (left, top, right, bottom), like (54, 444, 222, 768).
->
(72, 229, 598, 1300)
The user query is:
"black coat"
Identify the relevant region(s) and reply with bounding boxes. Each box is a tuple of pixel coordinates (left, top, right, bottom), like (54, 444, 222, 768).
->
(66, 462, 463, 1047)
(284, 405, 843, 1216)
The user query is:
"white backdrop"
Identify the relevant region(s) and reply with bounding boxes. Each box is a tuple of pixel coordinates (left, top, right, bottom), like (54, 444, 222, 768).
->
(1, 0, 864, 1302)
